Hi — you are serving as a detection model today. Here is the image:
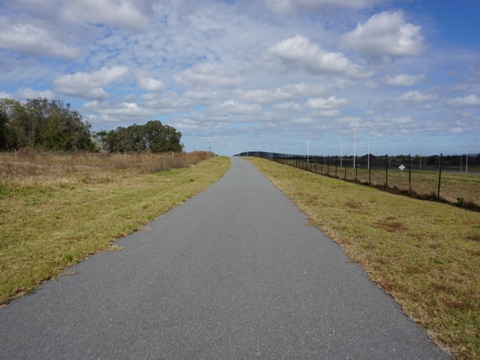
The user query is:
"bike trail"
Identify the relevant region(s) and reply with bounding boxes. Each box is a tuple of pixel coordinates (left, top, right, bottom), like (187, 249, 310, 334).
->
(0, 157, 450, 359)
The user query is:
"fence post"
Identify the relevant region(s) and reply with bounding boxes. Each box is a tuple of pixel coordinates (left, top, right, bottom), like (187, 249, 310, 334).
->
(438, 153, 443, 199)
(385, 154, 388, 187)
(355, 155, 358, 181)
(344, 156, 347, 179)
(368, 156, 371, 184)
(335, 156, 338, 177)
(408, 154, 412, 195)
(327, 156, 330, 175)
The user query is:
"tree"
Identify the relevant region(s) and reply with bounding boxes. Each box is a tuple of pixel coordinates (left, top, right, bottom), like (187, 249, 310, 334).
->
(93, 130, 108, 151)
(0, 107, 9, 150)
(104, 121, 183, 153)
(0, 98, 29, 149)
(427, 155, 438, 165)
(0, 98, 95, 151)
(143, 120, 183, 153)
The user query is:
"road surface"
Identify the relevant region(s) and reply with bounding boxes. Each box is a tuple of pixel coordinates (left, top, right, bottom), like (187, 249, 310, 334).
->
(0, 157, 450, 359)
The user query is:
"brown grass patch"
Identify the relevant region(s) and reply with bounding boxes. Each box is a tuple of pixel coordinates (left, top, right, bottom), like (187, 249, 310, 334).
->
(376, 216, 406, 233)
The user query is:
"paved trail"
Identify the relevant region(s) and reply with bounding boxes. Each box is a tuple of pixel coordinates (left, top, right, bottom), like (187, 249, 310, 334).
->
(0, 157, 450, 359)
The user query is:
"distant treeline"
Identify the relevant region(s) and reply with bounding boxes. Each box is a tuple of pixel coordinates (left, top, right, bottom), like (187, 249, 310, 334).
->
(0, 98, 183, 153)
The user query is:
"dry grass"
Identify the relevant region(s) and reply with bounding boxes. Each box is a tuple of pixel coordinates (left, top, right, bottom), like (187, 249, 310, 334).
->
(0, 152, 230, 304)
(0, 149, 214, 190)
(246, 157, 480, 360)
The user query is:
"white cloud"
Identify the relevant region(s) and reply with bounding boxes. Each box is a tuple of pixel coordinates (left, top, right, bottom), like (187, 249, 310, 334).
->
(391, 116, 413, 124)
(365, 79, 378, 89)
(211, 100, 263, 116)
(312, 109, 342, 118)
(184, 90, 219, 104)
(306, 96, 349, 109)
(264, 0, 381, 14)
(143, 97, 193, 113)
(82, 100, 155, 122)
(0, 20, 78, 59)
(385, 74, 424, 87)
(175, 62, 243, 88)
(341, 11, 424, 58)
(14, 88, 56, 100)
(53, 66, 129, 100)
(447, 94, 480, 107)
(397, 91, 438, 105)
(238, 83, 334, 104)
(187, 13, 225, 33)
(138, 77, 164, 92)
(268, 35, 369, 79)
(272, 101, 303, 112)
(60, 0, 151, 30)
(292, 117, 314, 125)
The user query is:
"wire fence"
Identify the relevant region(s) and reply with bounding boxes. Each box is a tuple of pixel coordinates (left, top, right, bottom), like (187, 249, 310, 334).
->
(236, 151, 480, 211)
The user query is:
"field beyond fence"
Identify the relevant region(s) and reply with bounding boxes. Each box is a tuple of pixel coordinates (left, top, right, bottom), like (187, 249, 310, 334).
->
(236, 151, 480, 210)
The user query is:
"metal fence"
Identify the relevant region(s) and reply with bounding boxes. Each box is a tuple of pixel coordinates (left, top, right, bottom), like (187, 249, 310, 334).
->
(236, 151, 480, 210)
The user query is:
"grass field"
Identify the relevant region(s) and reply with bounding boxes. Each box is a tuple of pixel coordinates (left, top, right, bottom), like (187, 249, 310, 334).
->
(246, 157, 480, 360)
(286, 158, 480, 208)
(0, 151, 231, 305)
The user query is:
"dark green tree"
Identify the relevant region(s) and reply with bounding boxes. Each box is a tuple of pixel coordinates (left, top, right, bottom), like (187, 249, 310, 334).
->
(0, 98, 95, 151)
(93, 130, 108, 151)
(143, 120, 183, 153)
(104, 121, 183, 153)
(0, 106, 9, 150)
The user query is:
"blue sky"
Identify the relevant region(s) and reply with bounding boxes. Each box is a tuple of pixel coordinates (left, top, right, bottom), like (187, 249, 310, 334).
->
(1, 0, 479, 156)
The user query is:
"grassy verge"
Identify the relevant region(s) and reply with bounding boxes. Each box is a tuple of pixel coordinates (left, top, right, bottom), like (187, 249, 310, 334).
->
(246, 157, 480, 360)
(0, 155, 230, 305)
(286, 159, 480, 207)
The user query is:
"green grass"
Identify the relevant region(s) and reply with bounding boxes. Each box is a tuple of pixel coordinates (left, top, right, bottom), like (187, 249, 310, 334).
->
(0, 156, 230, 304)
(246, 157, 480, 360)
(289, 159, 480, 206)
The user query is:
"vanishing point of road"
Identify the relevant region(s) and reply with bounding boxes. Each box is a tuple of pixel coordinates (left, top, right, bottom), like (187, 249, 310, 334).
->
(0, 157, 450, 359)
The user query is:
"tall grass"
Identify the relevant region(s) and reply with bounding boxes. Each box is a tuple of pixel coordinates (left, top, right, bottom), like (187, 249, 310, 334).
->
(0, 150, 214, 190)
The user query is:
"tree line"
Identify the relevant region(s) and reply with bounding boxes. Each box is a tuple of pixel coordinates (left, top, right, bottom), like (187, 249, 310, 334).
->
(0, 98, 183, 153)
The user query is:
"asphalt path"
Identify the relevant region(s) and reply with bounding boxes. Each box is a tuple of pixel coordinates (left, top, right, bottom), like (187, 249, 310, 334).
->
(0, 157, 450, 359)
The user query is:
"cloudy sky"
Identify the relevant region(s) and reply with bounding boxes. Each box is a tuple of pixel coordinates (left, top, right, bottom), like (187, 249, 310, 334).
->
(1, 0, 480, 156)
